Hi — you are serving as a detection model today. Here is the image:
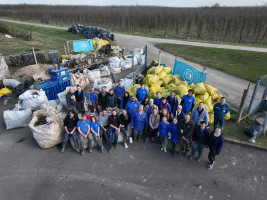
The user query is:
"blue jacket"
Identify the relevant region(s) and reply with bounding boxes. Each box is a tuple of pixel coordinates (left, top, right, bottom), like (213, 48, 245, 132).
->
(126, 100, 140, 118)
(115, 85, 125, 99)
(213, 102, 229, 119)
(159, 103, 172, 114)
(168, 122, 179, 143)
(181, 95, 195, 112)
(136, 88, 148, 101)
(209, 132, 224, 155)
(191, 107, 209, 125)
(154, 97, 162, 108)
(158, 121, 170, 141)
(131, 111, 148, 131)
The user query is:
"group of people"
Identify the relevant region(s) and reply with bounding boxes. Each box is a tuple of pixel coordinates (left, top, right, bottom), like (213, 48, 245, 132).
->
(63, 81, 229, 169)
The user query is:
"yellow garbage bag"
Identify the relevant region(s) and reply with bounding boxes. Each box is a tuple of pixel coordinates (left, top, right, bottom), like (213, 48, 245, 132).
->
(194, 83, 207, 95)
(149, 88, 157, 98)
(163, 75, 174, 86)
(162, 92, 169, 98)
(173, 74, 181, 79)
(225, 112, 231, 120)
(194, 98, 202, 108)
(159, 87, 169, 94)
(204, 103, 213, 112)
(196, 92, 209, 102)
(158, 71, 168, 80)
(206, 96, 213, 105)
(173, 77, 181, 85)
(176, 95, 181, 103)
(147, 75, 159, 85)
(166, 83, 176, 90)
(216, 94, 223, 102)
(157, 80, 163, 86)
(176, 85, 188, 97)
(212, 93, 220, 101)
(126, 87, 132, 92)
(205, 84, 219, 96)
(147, 67, 156, 74)
(178, 81, 188, 86)
(155, 65, 164, 74)
(150, 84, 161, 92)
(209, 113, 214, 124)
(189, 83, 195, 90)
(0, 87, 12, 98)
(163, 67, 172, 74)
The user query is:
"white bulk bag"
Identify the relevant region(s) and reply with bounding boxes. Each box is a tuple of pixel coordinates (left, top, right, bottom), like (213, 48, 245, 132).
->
(93, 78, 113, 92)
(3, 79, 20, 89)
(3, 108, 32, 130)
(18, 90, 48, 110)
(57, 86, 77, 108)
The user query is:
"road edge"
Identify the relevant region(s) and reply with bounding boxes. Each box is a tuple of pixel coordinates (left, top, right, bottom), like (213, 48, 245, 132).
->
(224, 137, 267, 152)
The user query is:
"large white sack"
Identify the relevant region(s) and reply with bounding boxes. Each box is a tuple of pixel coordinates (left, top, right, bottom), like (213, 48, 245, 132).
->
(57, 86, 77, 108)
(3, 108, 32, 130)
(109, 63, 121, 74)
(43, 100, 65, 116)
(93, 78, 113, 92)
(120, 78, 134, 89)
(100, 65, 110, 77)
(29, 109, 65, 149)
(3, 79, 20, 89)
(138, 54, 145, 65)
(109, 57, 120, 68)
(18, 90, 48, 110)
(121, 60, 132, 70)
(125, 55, 138, 66)
(83, 69, 101, 83)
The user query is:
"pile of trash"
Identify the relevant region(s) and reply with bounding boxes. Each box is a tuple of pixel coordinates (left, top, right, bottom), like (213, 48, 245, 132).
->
(48, 50, 61, 64)
(9, 51, 45, 67)
(126, 65, 231, 125)
(68, 24, 115, 41)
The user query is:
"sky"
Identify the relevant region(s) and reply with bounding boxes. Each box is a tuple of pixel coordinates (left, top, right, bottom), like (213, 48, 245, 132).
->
(0, 0, 266, 7)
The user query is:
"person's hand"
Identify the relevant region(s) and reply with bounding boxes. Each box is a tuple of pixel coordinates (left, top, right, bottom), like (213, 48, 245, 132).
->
(66, 131, 70, 134)
(84, 134, 87, 139)
(70, 131, 73, 135)
(121, 125, 124, 127)
(104, 128, 107, 132)
(118, 128, 120, 133)
(182, 136, 185, 140)
(69, 107, 72, 110)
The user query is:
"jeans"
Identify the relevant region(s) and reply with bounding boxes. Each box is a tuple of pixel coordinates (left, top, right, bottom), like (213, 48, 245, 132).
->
(120, 126, 128, 143)
(208, 152, 216, 165)
(146, 127, 158, 139)
(161, 135, 168, 146)
(63, 130, 78, 144)
(191, 142, 204, 159)
(134, 129, 144, 140)
(89, 102, 100, 113)
(76, 103, 85, 114)
(214, 117, 225, 131)
(180, 138, 191, 152)
(117, 98, 122, 108)
(100, 125, 109, 144)
(91, 132, 103, 148)
(109, 127, 118, 149)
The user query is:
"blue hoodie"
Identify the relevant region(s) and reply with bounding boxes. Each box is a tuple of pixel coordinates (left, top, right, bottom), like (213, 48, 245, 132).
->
(168, 122, 179, 143)
(136, 88, 148, 101)
(213, 102, 229, 119)
(126, 100, 140, 118)
(131, 111, 148, 131)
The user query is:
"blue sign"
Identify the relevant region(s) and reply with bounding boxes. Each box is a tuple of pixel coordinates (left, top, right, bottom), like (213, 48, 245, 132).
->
(73, 41, 94, 52)
(172, 60, 207, 84)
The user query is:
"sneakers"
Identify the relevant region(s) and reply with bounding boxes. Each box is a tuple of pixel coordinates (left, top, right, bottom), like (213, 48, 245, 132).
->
(188, 155, 193, 160)
(89, 148, 92, 153)
(196, 157, 201, 162)
(124, 143, 128, 149)
(80, 149, 85, 156)
(207, 164, 213, 169)
(129, 137, 133, 144)
(108, 149, 112, 154)
(61, 144, 66, 153)
(114, 144, 117, 149)
(163, 146, 167, 153)
(161, 146, 164, 151)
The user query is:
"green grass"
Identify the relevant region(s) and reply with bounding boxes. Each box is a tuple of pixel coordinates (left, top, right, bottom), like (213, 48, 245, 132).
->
(0, 21, 85, 68)
(208, 110, 267, 147)
(155, 43, 267, 83)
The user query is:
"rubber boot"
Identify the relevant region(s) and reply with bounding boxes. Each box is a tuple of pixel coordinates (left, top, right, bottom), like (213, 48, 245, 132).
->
(74, 141, 80, 153)
(61, 143, 66, 153)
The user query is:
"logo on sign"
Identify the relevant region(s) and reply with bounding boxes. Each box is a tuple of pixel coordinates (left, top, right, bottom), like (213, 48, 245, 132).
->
(183, 69, 193, 83)
(81, 43, 87, 49)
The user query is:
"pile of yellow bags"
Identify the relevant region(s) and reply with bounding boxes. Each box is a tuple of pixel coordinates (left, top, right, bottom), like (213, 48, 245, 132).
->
(128, 65, 230, 124)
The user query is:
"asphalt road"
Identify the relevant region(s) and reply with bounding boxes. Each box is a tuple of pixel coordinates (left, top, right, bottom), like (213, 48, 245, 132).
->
(0, 103, 267, 200)
(1, 18, 266, 112)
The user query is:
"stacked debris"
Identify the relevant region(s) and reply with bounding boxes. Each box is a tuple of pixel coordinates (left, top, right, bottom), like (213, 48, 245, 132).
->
(0, 54, 10, 80)
(48, 50, 61, 64)
(68, 24, 115, 41)
(9, 51, 45, 67)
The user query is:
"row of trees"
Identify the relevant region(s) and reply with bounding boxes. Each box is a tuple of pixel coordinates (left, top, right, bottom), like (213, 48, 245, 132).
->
(0, 5, 267, 44)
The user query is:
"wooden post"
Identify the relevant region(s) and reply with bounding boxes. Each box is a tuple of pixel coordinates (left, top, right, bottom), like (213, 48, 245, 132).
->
(64, 45, 68, 61)
(158, 51, 161, 66)
(32, 47, 37, 65)
(236, 83, 250, 123)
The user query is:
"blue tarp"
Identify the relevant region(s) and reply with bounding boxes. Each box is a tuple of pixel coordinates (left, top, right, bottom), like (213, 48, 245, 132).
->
(172, 60, 207, 84)
(73, 40, 94, 52)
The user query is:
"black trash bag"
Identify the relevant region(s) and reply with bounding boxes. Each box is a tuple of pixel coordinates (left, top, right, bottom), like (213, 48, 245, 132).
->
(246, 125, 262, 138)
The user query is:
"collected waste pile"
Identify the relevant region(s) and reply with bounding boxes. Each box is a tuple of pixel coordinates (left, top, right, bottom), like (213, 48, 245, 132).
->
(9, 51, 45, 67)
(68, 24, 115, 41)
(48, 50, 61, 64)
(126, 65, 231, 125)
(0, 54, 10, 81)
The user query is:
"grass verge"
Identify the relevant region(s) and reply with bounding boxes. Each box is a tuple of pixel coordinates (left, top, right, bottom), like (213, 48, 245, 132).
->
(155, 43, 267, 83)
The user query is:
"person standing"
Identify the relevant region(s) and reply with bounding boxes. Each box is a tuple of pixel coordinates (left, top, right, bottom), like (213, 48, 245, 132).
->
(136, 83, 148, 102)
(181, 89, 195, 113)
(178, 113, 195, 157)
(108, 109, 121, 154)
(126, 96, 140, 118)
(168, 117, 179, 157)
(66, 87, 78, 116)
(131, 105, 148, 142)
(160, 108, 172, 123)
(173, 105, 184, 122)
(167, 91, 179, 116)
(207, 127, 224, 169)
(121, 91, 130, 109)
(158, 116, 170, 153)
(189, 121, 209, 162)
(74, 85, 86, 114)
(107, 89, 117, 108)
(98, 109, 110, 147)
(141, 95, 149, 107)
(114, 80, 125, 108)
(90, 116, 103, 153)
(87, 88, 100, 114)
(77, 114, 91, 156)
(213, 97, 229, 131)
(61, 110, 79, 153)
(192, 102, 209, 126)
(98, 86, 108, 111)
(154, 92, 162, 109)
(146, 108, 160, 143)
(159, 97, 172, 114)
(120, 109, 131, 149)
(144, 99, 158, 120)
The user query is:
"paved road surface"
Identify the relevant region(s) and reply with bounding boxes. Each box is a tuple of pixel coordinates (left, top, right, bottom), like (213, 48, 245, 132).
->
(0, 104, 267, 200)
(1, 18, 266, 111)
